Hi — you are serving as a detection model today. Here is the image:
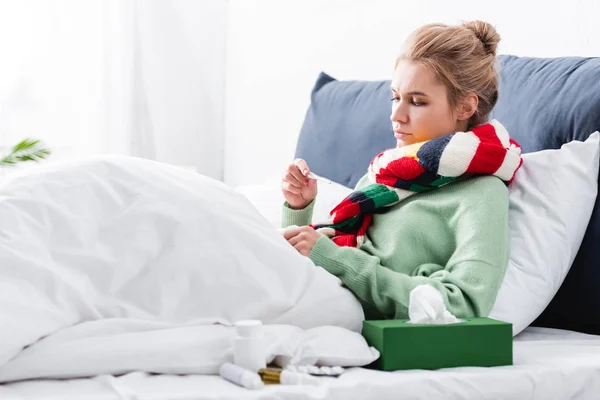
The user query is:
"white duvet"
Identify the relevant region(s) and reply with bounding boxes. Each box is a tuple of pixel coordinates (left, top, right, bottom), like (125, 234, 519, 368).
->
(0, 155, 370, 382)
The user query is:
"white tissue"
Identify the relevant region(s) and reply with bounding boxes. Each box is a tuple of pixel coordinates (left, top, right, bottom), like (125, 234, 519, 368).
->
(408, 285, 463, 324)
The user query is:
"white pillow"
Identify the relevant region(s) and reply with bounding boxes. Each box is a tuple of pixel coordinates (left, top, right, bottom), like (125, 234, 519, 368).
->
(238, 177, 354, 226)
(490, 132, 600, 335)
(236, 177, 353, 227)
(272, 325, 380, 368)
(238, 133, 600, 336)
(291, 326, 380, 367)
(0, 321, 379, 381)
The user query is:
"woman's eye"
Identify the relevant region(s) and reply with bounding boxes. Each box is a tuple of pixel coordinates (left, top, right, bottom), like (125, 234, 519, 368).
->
(390, 96, 425, 106)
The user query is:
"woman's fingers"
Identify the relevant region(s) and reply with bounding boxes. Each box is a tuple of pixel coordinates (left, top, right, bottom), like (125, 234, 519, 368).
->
(282, 181, 302, 195)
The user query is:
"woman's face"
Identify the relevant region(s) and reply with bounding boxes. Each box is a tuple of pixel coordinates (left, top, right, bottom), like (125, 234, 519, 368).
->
(390, 60, 468, 147)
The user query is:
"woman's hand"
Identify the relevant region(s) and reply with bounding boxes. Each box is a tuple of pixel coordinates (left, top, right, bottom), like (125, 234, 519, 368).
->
(283, 225, 324, 256)
(281, 158, 318, 209)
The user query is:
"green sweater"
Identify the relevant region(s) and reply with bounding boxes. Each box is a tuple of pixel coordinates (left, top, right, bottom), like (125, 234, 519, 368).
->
(281, 174, 510, 321)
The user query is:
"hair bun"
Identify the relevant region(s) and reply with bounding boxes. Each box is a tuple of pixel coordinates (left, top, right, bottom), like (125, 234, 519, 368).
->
(462, 20, 500, 56)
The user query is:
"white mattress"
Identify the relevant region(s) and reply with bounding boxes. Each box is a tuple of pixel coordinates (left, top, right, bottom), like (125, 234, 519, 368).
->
(1, 327, 599, 400)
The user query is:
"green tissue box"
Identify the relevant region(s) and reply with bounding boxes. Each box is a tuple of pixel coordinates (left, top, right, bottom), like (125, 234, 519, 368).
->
(362, 317, 512, 371)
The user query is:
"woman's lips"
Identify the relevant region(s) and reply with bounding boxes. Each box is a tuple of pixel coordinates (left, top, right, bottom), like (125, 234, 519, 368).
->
(394, 131, 412, 140)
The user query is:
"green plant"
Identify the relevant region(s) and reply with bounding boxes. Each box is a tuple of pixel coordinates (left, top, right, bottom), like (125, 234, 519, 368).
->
(0, 139, 51, 167)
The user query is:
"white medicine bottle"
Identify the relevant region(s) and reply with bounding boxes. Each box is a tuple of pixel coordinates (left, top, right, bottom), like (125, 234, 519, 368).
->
(233, 320, 266, 372)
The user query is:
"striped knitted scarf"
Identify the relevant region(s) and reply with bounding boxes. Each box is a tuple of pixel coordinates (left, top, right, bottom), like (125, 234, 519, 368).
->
(310, 120, 523, 248)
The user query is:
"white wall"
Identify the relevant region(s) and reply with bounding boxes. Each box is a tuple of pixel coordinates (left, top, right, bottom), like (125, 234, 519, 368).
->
(224, 0, 600, 186)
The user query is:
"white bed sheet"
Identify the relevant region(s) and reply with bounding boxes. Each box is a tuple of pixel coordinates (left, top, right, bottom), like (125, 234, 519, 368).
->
(2, 327, 599, 400)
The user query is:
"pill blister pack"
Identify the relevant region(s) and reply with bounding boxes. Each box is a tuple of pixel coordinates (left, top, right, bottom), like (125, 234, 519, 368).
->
(284, 365, 345, 376)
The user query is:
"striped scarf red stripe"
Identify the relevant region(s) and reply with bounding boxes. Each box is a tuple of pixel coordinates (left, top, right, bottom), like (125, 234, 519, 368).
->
(310, 120, 523, 247)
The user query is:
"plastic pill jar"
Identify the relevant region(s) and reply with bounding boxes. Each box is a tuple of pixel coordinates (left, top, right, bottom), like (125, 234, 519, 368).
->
(233, 320, 266, 372)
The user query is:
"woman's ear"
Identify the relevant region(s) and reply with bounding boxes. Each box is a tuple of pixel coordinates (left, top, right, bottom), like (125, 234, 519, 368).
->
(456, 93, 479, 121)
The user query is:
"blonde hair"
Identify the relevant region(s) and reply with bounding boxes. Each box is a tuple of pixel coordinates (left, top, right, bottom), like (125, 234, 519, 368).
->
(395, 20, 501, 129)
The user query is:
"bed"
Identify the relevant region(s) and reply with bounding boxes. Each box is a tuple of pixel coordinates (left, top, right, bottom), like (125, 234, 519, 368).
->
(1, 327, 599, 399)
(1, 55, 599, 399)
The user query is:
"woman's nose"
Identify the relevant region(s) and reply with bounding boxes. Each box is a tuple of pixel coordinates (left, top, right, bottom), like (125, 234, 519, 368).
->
(390, 102, 408, 124)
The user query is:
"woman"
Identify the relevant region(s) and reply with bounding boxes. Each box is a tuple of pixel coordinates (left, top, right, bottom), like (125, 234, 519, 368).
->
(280, 20, 522, 320)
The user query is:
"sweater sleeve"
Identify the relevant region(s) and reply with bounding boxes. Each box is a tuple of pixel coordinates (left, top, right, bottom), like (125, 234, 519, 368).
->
(307, 186, 510, 320)
(281, 199, 316, 228)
